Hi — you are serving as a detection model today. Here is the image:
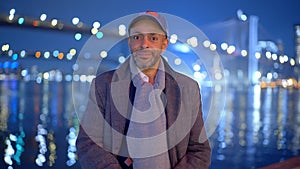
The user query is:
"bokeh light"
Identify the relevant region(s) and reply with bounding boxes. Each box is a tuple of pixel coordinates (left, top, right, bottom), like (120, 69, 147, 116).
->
(18, 18, 25, 24)
(51, 19, 58, 26)
(203, 40, 211, 48)
(35, 51, 41, 58)
(74, 33, 82, 40)
(170, 34, 178, 44)
(100, 50, 107, 58)
(93, 21, 101, 29)
(40, 14, 47, 21)
(72, 17, 80, 25)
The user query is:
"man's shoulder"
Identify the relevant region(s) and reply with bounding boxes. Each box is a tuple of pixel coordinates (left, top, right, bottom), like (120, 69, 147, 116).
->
(94, 70, 116, 83)
(96, 70, 116, 78)
(170, 71, 197, 85)
(163, 59, 197, 86)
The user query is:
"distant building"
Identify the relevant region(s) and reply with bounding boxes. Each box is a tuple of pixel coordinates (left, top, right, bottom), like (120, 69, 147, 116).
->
(295, 25, 300, 81)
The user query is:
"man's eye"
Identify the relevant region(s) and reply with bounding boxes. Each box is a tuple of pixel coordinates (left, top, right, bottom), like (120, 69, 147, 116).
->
(150, 36, 159, 41)
(133, 35, 140, 40)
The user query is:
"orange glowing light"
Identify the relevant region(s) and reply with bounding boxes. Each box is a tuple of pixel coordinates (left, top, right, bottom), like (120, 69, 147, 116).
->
(32, 20, 39, 27)
(58, 53, 64, 60)
(35, 51, 41, 58)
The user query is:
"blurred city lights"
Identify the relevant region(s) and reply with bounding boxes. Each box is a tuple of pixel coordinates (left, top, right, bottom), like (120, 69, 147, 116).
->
(214, 71, 223, 80)
(187, 37, 198, 47)
(241, 50, 248, 57)
(210, 43, 217, 51)
(8, 14, 14, 21)
(58, 53, 64, 60)
(66, 127, 77, 166)
(221, 42, 228, 50)
(255, 52, 261, 59)
(12, 53, 18, 60)
(237, 9, 247, 21)
(174, 58, 182, 65)
(279, 56, 285, 63)
(40, 14, 47, 21)
(100, 50, 107, 58)
(290, 58, 295, 66)
(96, 31, 103, 39)
(267, 72, 273, 79)
(254, 71, 262, 79)
(283, 55, 289, 62)
(35, 51, 41, 58)
(0, 9, 297, 91)
(9, 8, 16, 15)
(266, 51, 272, 59)
(271, 53, 278, 60)
(118, 55, 126, 63)
(20, 50, 26, 57)
(43, 72, 50, 80)
(174, 43, 190, 53)
(91, 27, 98, 35)
(93, 21, 101, 29)
(51, 19, 58, 26)
(226, 45, 236, 54)
(66, 53, 73, 60)
(118, 24, 126, 36)
(170, 34, 178, 44)
(193, 64, 201, 71)
(32, 20, 39, 27)
(8, 50, 13, 56)
(74, 33, 82, 40)
(203, 40, 211, 48)
(44, 51, 50, 59)
(69, 48, 76, 56)
(2, 44, 10, 51)
(53, 50, 59, 57)
(72, 17, 80, 25)
(18, 17, 25, 24)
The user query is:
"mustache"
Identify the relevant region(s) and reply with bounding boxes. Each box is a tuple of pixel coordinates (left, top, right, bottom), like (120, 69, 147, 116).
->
(132, 48, 160, 53)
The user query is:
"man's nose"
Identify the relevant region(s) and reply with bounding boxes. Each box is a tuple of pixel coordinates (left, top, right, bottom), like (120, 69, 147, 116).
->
(141, 36, 151, 49)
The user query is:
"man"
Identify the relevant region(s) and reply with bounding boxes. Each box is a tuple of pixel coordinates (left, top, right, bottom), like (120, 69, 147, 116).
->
(76, 11, 211, 169)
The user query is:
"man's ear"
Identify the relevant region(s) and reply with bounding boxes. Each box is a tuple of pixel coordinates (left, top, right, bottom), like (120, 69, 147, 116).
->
(162, 38, 169, 51)
(128, 37, 130, 45)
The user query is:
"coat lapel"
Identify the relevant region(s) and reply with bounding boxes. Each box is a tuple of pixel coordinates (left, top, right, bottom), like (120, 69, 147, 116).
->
(164, 72, 181, 129)
(164, 63, 181, 167)
(110, 59, 132, 155)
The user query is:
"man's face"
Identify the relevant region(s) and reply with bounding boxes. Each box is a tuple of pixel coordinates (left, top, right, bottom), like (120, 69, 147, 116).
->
(128, 19, 168, 70)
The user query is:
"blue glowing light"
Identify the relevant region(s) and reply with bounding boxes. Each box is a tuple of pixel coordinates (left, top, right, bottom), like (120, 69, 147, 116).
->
(18, 17, 25, 24)
(96, 32, 103, 39)
(11, 62, 19, 69)
(12, 53, 18, 60)
(74, 33, 82, 40)
(53, 50, 59, 57)
(174, 43, 190, 53)
(3, 61, 10, 68)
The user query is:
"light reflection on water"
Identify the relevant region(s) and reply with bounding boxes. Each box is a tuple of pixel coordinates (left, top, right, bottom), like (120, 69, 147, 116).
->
(0, 80, 79, 169)
(209, 85, 300, 169)
(0, 80, 299, 169)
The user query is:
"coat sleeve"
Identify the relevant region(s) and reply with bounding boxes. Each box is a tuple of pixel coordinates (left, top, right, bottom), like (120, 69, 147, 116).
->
(174, 83, 212, 169)
(76, 80, 122, 169)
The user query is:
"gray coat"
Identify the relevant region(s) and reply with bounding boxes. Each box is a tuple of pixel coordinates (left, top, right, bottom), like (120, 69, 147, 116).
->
(76, 57, 211, 169)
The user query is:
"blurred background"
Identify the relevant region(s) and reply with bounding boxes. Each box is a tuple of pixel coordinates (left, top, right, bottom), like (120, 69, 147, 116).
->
(0, 0, 300, 168)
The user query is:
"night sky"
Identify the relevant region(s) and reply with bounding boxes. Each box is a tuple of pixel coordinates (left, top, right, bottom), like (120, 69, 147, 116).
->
(1, 0, 300, 58)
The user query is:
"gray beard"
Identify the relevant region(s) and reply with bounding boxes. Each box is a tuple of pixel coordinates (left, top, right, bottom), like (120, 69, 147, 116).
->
(133, 55, 160, 70)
